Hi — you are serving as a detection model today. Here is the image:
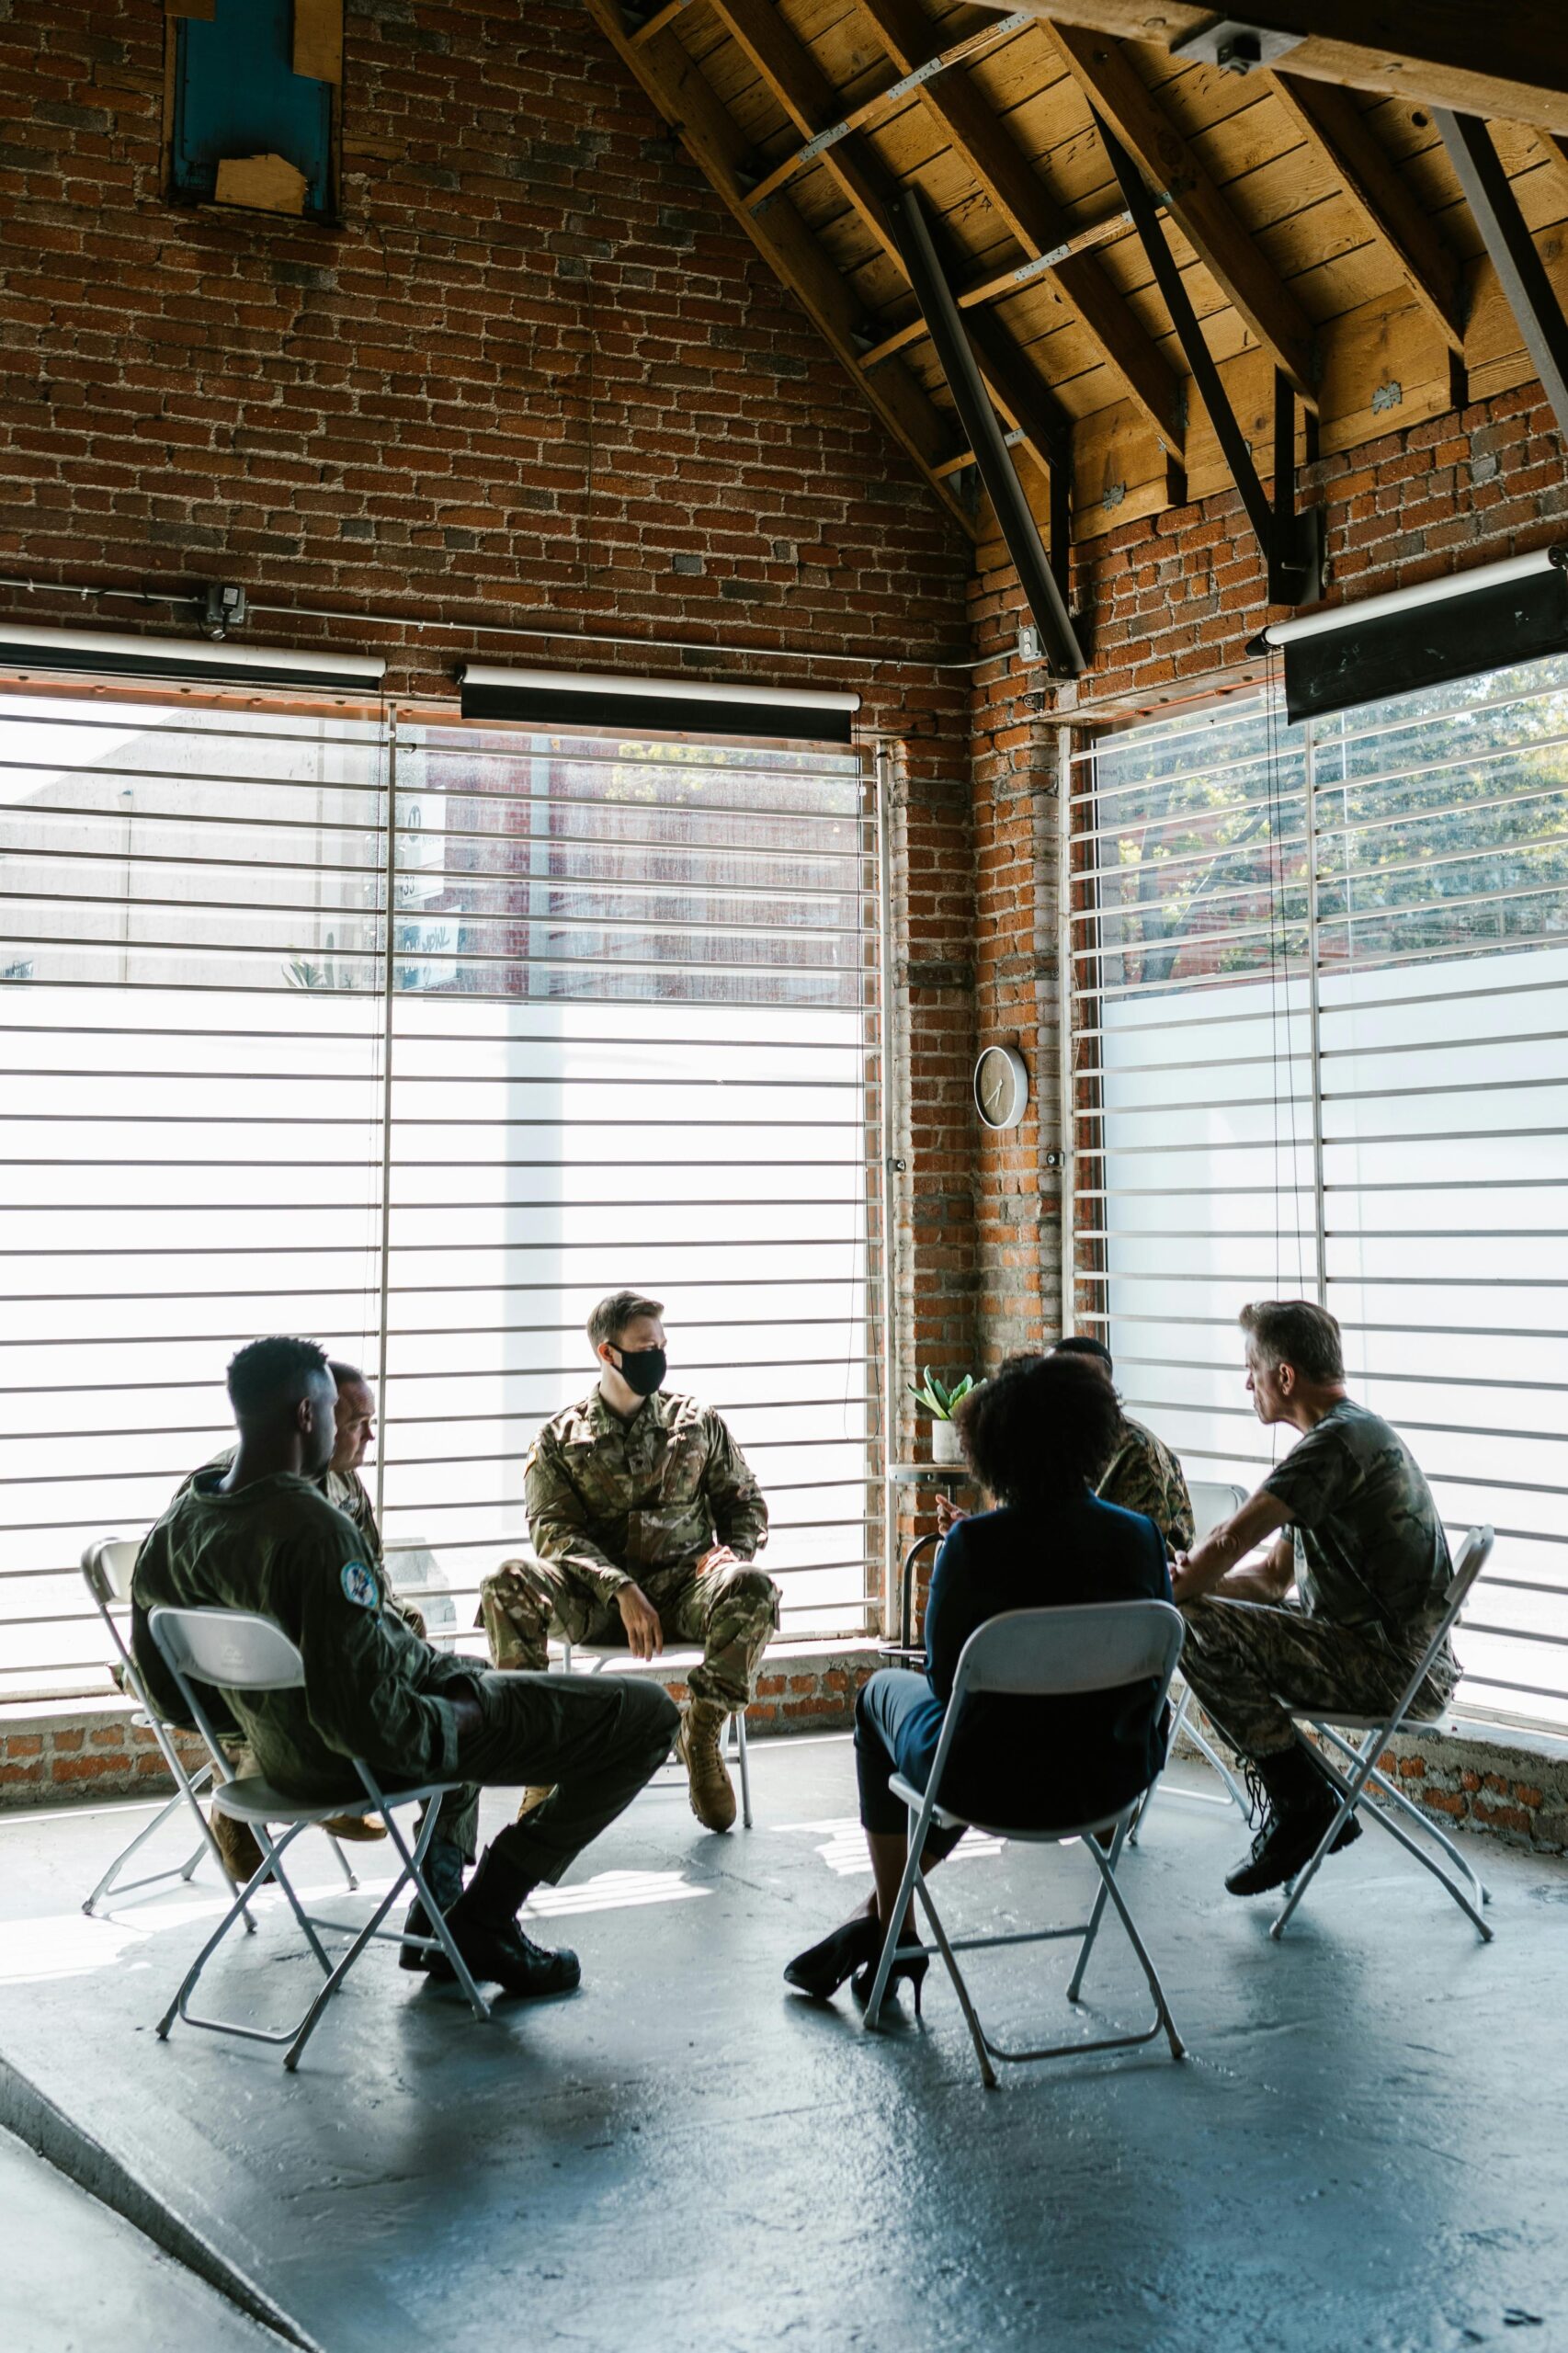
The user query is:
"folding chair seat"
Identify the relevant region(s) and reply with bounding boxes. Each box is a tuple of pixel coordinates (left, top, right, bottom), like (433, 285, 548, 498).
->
(1128, 1482, 1250, 1845)
(559, 1634, 753, 1829)
(1269, 1525, 1495, 1943)
(148, 1604, 494, 2070)
(79, 1538, 238, 1919)
(862, 1600, 1188, 2089)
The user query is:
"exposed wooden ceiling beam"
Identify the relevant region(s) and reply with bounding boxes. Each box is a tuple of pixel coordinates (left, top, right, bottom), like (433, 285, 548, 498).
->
(583, 0, 976, 532)
(964, 3, 1568, 136)
(707, 0, 1074, 480)
(858, 199, 1142, 367)
(1271, 74, 1467, 354)
(852, 0, 1184, 455)
(1049, 22, 1318, 403)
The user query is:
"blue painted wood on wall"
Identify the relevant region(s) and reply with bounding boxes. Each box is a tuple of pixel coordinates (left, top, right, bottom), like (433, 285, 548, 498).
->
(172, 0, 332, 219)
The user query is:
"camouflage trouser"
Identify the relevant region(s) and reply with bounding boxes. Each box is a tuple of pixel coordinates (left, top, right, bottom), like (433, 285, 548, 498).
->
(479, 1550, 779, 1713)
(1179, 1594, 1457, 1764)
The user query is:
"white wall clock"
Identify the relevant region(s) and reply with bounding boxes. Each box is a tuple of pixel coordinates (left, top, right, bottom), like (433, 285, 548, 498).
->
(974, 1043, 1029, 1131)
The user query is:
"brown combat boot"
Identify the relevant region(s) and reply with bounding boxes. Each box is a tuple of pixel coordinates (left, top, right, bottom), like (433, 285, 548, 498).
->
(209, 1806, 267, 1887)
(676, 1699, 736, 1833)
(319, 1813, 388, 1843)
(515, 1785, 555, 1824)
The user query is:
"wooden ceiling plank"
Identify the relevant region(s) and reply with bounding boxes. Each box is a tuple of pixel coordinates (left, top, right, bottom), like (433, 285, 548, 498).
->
(963, 4, 1568, 136)
(1049, 23, 1319, 402)
(583, 0, 977, 532)
(706, 0, 1074, 476)
(851, 0, 1184, 451)
(1271, 73, 1467, 352)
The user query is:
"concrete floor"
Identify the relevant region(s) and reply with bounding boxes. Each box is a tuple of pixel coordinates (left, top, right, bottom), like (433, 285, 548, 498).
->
(0, 1738, 1564, 2353)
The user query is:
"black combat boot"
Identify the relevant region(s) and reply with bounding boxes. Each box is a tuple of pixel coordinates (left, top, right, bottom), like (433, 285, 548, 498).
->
(399, 1836, 466, 1972)
(431, 1843, 581, 1997)
(1224, 1745, 1361, 1898)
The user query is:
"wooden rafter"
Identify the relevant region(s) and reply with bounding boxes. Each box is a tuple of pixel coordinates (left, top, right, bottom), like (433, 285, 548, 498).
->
(966, 3, 1568, 135)
(706, 0, 1073, 483)
(1271, 74, 1466, 354)
(858, 199, 1143, 368)
(1049, 22, 1318, 402)
(852, 0, 1184, 454)
(582, 0, 976, 533)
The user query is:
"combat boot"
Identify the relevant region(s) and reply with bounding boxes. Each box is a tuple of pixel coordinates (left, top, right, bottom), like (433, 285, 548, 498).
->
(1225, 1746, 1360, 1897)
(676, 1699, 737, 1833)
(210, 1806, 268, 1888)
(433, 1844, 581, 1998)
(515, 1785, 555, 1824)
(399, 1836, 466, 1972)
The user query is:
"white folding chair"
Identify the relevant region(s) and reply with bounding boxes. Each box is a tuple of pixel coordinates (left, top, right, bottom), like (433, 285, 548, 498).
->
(80, 1538, 245, 1919)
(148, 1605, 493, 2070)
(1271, 1525, 1495, 1943)
(560, 1635, 753, 1830)
(863, 1601, 1188, 2089)
(1129, 1480, 1250, 1842)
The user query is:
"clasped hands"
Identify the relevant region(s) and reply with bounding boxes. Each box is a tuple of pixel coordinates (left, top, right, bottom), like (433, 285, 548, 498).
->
(614, 1544, 738, 1659)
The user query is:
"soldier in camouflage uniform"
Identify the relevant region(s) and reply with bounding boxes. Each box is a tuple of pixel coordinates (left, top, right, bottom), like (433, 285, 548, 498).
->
(135, 1338, 676, 2000)
(937, 1337, 1195, 1557)
(480, 1290, 776, 1834)
(1173, 1300, 1458, 1896)
(180, 1360, 424, 1869)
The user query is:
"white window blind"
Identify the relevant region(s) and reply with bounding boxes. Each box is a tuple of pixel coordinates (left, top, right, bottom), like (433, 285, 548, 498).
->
(0, 686, 882, 1700)
(1071, 651, 1568, 1732)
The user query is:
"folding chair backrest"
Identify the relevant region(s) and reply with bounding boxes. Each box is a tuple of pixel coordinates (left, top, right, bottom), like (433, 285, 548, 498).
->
(954, 1601, 1184, 1703)
(149, 1606, 306, 1693)
(81, 1537, 144, 1608)
(1440, 1526, 1494, 1633)
(1187, 1481, 1248, 1542)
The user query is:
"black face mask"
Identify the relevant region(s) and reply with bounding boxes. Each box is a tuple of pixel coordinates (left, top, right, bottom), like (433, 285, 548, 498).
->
(614, 1346, 666, 1397)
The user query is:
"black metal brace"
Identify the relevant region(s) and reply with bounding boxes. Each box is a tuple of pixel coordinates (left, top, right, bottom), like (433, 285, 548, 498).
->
(893, 187, 1086, 676)
(1437, 108, 1568, 448)
(1094, 110, 1323, 608)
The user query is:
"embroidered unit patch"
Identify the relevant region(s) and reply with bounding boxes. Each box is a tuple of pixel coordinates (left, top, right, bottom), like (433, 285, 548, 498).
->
(340, 1559, 379, 1610)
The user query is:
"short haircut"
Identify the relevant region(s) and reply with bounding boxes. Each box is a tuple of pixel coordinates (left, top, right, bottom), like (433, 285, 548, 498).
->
(954, 1352, 1121, 1508)
(226, 1336, 331, 1420)
(587, 1291, 665, 1352)
(1240, 1299, 1344, 1383)
(327, 1359, 369, 1392)
(1052, 1334, 1114, 1377)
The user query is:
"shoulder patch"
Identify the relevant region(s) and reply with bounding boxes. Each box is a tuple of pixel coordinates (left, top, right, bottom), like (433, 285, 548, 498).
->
(340, 1559, 380, 1611)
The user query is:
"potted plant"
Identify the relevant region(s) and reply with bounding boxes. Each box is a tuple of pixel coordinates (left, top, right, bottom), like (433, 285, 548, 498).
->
(908, 1369, 976, 1467)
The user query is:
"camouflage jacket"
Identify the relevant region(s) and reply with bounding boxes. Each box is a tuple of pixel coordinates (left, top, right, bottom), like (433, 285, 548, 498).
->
(187, 1448, 382, 1563)
(131, 1471, 472, 1801)
(1263, 1399, 1452, 1633)
(524, 1387, 769, 1606)
(1099, 1415, 1194, 1557)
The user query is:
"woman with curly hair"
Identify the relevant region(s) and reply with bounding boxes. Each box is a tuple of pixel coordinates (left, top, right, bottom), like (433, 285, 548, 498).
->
(784, 1350, 1173, 2008)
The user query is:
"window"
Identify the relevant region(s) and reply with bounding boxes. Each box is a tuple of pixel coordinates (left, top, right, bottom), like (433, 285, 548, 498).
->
(0, 688, 883, 1699)
(1070, 653, 1568, 1730)
(167, 0, 341, 224)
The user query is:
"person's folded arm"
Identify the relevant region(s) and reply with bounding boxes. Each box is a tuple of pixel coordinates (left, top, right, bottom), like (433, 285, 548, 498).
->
(923, 1523, 986, 1706)
(523, 1432, 633, 1607)
(1171, 1488, 1292, 1606)
(703, 1413, 769, 1561)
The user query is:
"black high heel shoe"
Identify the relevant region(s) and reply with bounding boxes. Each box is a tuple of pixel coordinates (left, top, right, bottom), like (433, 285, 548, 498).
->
(783, 1903, 881, 2000)
(854, 1931, 929, 2018)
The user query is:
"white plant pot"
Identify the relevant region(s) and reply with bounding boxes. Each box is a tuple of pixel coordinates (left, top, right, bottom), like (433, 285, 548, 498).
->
(929, 1415, 963, 1467)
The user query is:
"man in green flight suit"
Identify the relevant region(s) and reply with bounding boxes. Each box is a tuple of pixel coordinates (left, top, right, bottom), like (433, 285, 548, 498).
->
(480, 1290, 777, 1835)
(179, 1357, 421, 1875)
(134, 1336, 678, 1999)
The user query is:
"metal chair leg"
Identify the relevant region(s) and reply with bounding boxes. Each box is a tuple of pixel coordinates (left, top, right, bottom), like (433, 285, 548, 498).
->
(915, 1875, 997, 2091)
(1066, 1815, 1130, 2002)
(733, 1709, 753, 1831)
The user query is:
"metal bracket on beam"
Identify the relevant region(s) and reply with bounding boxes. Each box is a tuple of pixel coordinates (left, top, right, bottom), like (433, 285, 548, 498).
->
(1436, 108, 1568, 444)
(1169, 18, 1306, 75)
(893, 188, 1086, 677)
(1095, 110, 1323, 608)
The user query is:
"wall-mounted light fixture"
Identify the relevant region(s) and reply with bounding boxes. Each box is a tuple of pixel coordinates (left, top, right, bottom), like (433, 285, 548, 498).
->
(0, 621, 385, 695)
(457, 663, 861, 743)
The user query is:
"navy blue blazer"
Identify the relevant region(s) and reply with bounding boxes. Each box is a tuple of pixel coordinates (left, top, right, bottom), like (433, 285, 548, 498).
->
(894, 1492, 1174, 1830)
